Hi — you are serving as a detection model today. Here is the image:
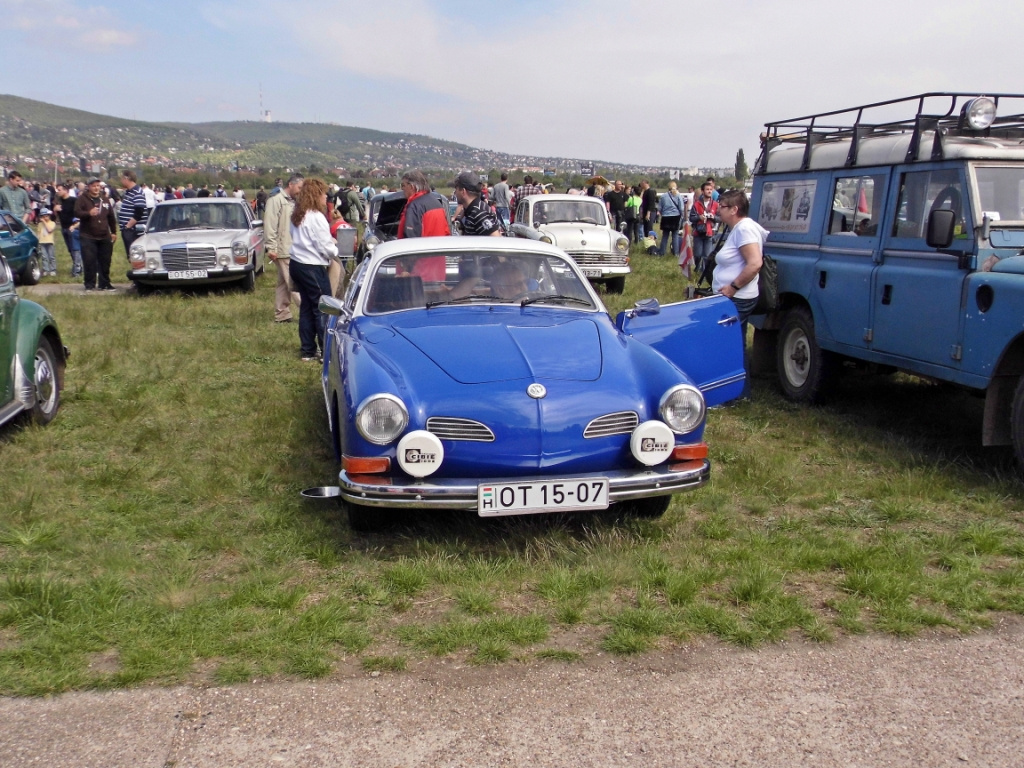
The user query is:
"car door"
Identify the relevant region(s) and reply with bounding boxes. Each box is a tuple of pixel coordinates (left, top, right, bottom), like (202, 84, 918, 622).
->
(871, 166, 971, 366)
(617, 294, 746, 406)
(813, 171, 889, 350)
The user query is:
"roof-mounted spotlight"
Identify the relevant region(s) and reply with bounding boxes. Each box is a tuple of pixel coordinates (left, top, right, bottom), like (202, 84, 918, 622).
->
(961, 97, 996, 131)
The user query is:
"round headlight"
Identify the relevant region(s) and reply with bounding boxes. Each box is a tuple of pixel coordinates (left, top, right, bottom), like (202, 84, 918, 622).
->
(963, 97, 996, 130)
(615, 237, 629, 254)
(129, 242, 146, 259)
(659, 385, 705, 434)
(355, 394, 408, 445)
(232, 241, 247, 257)
(539, 234, 553, 244)
(364, 235, 381, 251)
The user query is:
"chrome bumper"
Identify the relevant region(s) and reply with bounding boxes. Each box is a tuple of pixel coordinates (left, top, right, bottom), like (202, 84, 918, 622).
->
(338, 460, 710, 510)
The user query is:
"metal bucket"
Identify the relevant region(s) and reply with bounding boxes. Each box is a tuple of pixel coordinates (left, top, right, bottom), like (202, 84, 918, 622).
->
(301, 486, 342, 501)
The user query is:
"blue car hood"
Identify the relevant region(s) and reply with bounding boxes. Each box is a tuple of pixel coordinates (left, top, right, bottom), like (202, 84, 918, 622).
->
(394, 317, 602, 384)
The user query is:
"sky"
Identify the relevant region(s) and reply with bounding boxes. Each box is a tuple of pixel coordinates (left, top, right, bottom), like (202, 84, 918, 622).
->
(3, 0, 1024, 170)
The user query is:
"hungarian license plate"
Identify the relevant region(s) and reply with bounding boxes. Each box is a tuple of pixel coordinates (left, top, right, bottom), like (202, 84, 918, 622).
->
(168, 269, 209, 280)
(478, 478, 609, 516)
(582, 269, 603, 278)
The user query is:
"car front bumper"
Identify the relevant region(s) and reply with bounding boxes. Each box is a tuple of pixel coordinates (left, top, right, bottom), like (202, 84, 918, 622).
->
(338, 459, 709, 511)
(127, 263, 254, 285)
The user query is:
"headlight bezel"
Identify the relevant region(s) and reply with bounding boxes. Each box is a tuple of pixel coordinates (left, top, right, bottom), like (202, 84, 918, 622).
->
(355, 393, 409, 445)
(659, 384, 706, 434)
(962, 97, 997, 131)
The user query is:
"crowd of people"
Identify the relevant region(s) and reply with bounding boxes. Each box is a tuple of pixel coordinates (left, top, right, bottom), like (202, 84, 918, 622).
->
(2, 167, 763, 396)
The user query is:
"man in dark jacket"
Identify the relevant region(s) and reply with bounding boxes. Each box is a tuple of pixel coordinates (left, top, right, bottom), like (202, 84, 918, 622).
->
(74, 178, 118, 291)
(640, 180, 658, 236)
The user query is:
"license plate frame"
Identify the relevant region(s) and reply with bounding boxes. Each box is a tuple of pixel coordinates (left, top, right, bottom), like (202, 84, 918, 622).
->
(168, 269, 209, 280)
(582, 269, 603, 278)
(477, 478, 609, 516)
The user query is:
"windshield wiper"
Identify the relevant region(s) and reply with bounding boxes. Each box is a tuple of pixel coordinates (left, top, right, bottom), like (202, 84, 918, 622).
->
(520, 294, 591, 307)
(426, 294, 492, 308)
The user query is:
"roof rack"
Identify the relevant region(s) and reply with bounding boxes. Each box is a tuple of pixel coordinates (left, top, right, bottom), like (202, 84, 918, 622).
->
(755, 92, 1024, 174)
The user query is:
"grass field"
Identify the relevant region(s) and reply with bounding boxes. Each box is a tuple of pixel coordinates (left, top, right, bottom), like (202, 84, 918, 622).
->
(1, 241, 1023, 696)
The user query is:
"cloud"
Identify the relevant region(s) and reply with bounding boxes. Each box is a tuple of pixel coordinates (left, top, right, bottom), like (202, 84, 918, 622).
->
(6, 0, 139, 52)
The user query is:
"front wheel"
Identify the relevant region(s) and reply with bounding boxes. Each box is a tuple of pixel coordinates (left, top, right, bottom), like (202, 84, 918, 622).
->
(604, 276, 626, 294)
(30, 336, 63, 425)
(240, 267, 256, 293)
(1011, 376, 1024, 470)
(777, 307, 833, 403)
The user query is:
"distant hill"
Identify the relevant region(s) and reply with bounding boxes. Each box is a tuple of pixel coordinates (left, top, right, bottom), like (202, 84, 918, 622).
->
(0, 94, 649, 177)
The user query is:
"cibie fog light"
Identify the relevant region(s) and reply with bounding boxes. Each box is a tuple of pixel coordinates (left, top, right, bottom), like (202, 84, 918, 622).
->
(963, 97, 996, 130)
(397, 430, 444, 477)
(659, 384, 705, 434)
(355, 394, 408, 445)
(630, 420, 674, 466)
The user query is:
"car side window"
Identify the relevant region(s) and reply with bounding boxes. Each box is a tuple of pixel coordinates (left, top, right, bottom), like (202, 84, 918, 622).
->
(830, 175, 885, 236)
(890, 169, 966, 240)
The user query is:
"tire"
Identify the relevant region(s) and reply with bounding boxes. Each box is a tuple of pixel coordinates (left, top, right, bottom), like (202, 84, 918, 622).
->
(1011, 376, 1024, 470)
(777, 306, 834, 403)
(240, 268, 255, 293)
(29, 336, 62, 425)
(133, 281, 154, 296)
(623, 495, 671, 519)
(20, 251, 41, 286)
(604, 276, 626, 294)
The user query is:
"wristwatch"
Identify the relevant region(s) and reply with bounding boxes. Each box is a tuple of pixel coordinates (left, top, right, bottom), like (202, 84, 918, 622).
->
(730, 281, 741, 291)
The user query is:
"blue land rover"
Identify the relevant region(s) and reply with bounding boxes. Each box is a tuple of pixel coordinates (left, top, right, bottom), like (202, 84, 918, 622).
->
(749, 93, 1024, 466)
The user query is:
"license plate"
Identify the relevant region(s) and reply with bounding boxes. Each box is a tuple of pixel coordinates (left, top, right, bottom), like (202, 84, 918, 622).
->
(582, 269, 603, 278)
(168, 269, 209, 280)
(478, 478, 609, 516)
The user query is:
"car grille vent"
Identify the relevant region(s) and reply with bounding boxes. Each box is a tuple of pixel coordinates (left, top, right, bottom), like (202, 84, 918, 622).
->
(584, 411, 639, 438)
(161, 245, 217, 270)
(427, 417, 495, 442)
(571, 254, 629, 267)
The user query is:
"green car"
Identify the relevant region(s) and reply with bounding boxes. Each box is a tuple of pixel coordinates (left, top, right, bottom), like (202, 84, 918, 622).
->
(0, 252, 66, 427)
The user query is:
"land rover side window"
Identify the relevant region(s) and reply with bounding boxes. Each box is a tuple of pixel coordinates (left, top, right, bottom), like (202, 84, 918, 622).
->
(830, 175, 885, 236)
(974, 167, 1024, 222)
(890, 169, 965, 240)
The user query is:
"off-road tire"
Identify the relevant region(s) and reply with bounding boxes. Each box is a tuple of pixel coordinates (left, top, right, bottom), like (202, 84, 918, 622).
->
(777, 306, 834, 403)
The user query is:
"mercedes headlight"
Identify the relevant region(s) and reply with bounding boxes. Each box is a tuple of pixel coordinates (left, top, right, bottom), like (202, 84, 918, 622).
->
(129, 242, 146, 259)
(355, 394, 408, 445)
(232, 241, 247, 257)
(659, 385, 705, 434)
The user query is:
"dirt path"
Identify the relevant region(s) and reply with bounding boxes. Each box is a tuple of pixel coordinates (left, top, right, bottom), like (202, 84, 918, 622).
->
(3, 616, 1022, 767)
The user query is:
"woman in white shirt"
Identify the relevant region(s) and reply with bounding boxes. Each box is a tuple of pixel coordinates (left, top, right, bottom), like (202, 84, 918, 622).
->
(288, 178, 338, 361)
(713, 189, 768, 399)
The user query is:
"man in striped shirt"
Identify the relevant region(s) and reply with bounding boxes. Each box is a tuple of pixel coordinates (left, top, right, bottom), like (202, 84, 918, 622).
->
(117, 171, 148, 258)
(453, 172, 500, 237)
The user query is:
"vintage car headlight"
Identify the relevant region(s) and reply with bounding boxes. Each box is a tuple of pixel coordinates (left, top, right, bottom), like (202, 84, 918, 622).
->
(147, 255, 160, 270)
(364, 235, 381, 252)
(615, 236, 629, 254)
(539, 234, 553, 244)
(129, 243, 146, 268)
(232, 241, 248, 264)
(659, 385, 705, 434)
(355, 394, 409, 445)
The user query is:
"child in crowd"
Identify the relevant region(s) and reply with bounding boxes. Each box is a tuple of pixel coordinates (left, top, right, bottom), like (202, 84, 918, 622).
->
(36, 208, 57, 276)
(69, 218, 83, 278)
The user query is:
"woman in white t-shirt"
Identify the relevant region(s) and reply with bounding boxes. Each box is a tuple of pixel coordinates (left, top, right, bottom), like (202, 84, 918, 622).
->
(713, 189, 768, 399)
(288, 178, 339, 361)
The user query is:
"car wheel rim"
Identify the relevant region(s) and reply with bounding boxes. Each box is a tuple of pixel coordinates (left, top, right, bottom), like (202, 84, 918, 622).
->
(34, 351, 56, 413)
(31, 262, 42, 282)
(783, 330, 810, 388)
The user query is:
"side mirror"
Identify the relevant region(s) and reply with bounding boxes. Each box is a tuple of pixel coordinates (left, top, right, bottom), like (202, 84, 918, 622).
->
(926, 209, 956, 249)
(251, 219, 263, 228)
(318, 295, 347, 317)
(135, 223, 147, 233)
(630, 297, 660, 317)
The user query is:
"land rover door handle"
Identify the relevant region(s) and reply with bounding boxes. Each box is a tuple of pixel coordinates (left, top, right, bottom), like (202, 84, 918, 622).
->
(882, 284, 893, 305)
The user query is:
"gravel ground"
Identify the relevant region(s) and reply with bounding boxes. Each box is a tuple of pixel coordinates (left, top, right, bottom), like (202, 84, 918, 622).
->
(2, 617, 1022, 767)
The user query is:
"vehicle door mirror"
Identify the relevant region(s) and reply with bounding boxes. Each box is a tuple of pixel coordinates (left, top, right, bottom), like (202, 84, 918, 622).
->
(251, 219, 262, 228)
(630, 297, 661, 317)
(926, 209, 956, 249)
(135, 223, 146, 233)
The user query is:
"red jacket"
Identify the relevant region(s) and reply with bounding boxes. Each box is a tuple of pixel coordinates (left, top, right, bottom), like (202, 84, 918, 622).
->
(398, 190, 450, 239)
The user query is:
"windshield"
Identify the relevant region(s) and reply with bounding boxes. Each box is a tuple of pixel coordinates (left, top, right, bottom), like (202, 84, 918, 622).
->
(974, 166, 1024, 223)
(533, 200, 607, 226)
(147, 203, 250, 232)
(365, 250, 596, 313)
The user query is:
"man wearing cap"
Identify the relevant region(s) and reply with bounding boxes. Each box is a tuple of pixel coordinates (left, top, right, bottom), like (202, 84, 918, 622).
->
(453, 172, 500, 237)
(74, 178, 118, 291)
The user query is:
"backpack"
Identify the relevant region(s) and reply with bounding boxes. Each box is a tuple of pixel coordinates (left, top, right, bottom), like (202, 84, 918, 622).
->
(337, 192, 351, 217)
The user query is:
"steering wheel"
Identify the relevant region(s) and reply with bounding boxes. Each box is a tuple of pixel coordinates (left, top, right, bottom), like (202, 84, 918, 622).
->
(929, 185, 962, 217)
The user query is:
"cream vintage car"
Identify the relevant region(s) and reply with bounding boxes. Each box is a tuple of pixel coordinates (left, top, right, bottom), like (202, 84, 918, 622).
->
(510, 194, 630, 293)
(127, 198, 265, 293)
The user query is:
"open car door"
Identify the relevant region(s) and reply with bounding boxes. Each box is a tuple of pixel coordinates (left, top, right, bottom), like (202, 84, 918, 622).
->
(616, 294, 746, 407)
